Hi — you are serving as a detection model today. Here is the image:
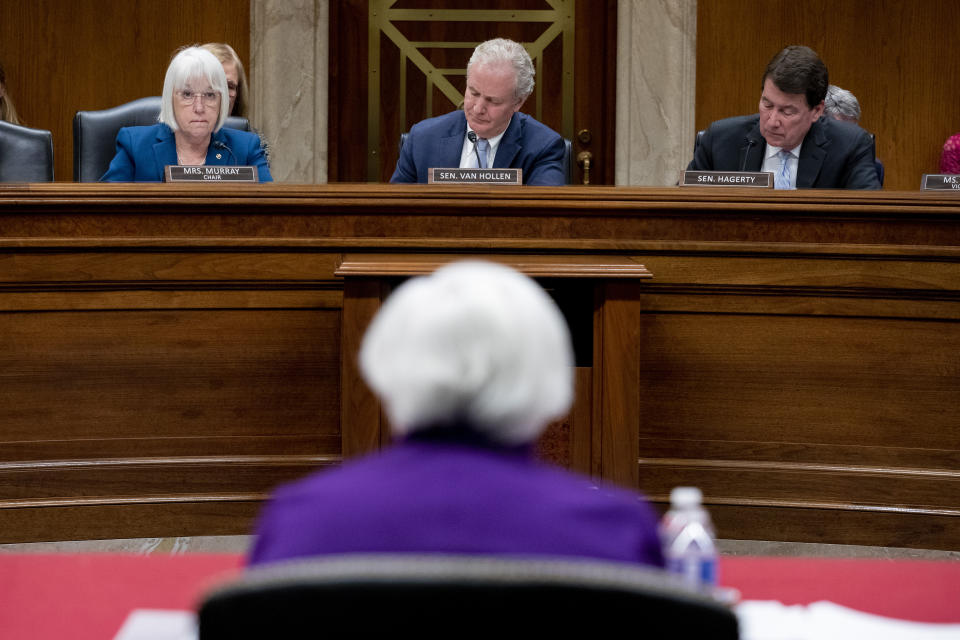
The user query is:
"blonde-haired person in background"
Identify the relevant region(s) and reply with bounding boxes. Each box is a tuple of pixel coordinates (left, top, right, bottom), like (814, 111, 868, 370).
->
(200, 43, 248, 117)
(0, 62, 21, 125)
(201, 43, 270, 164)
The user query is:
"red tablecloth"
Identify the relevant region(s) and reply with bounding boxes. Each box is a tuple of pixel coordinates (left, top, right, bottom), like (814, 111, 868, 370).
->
(0, 553, 242, 640)
(720, 555, 960, 624)
(1, 553, 958, 639)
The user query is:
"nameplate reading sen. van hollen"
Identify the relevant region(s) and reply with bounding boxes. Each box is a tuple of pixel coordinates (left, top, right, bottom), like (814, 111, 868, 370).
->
(427, 168, 522, 185)
(921, 174, 960, 191)
(680, 170, 773, 188)
(165, 166, 259, 182)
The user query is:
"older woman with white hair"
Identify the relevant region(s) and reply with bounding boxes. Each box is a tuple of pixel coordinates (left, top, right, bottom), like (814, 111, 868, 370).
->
(249, 261, 663, 568)
(101, 46, 271, 182)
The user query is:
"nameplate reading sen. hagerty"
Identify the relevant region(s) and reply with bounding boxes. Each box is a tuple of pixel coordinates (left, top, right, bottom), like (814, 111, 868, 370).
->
(428, 168, 522, 185)
(164, 165, 259, 182)
(921, 174, 960, 191)
(680, 170, 773, 188)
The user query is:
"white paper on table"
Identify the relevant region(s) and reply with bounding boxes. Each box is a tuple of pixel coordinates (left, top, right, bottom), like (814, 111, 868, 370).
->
(112, 609, 197, 640)
(736, 600, 960, 640)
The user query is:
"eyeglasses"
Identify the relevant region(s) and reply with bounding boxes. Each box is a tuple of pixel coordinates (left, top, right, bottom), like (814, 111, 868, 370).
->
(176, 90, 220, 107)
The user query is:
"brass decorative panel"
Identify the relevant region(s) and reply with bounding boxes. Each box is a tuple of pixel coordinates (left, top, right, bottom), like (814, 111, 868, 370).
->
(367, 0, 575, 180)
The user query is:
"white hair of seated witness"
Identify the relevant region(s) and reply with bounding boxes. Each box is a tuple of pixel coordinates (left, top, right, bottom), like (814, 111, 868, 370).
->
(359, 261, 574, 446)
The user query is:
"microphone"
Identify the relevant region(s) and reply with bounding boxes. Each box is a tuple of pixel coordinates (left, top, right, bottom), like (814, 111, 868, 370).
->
(466, 131, 483, 168)
(213, 140, 236, 164)
(740, 138, 756, 172)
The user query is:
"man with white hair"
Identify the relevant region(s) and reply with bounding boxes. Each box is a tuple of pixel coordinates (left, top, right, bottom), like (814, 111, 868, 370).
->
(390, 38, 566, 185)
(249, 261, 663, 567)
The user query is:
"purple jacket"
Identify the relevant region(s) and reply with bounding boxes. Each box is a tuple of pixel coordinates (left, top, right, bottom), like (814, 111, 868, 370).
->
(249, 435, 664, 568)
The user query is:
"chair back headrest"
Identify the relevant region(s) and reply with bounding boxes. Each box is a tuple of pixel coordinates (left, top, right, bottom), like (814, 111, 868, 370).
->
(73, 96, 251, 181)
(0, 119, 54, 182)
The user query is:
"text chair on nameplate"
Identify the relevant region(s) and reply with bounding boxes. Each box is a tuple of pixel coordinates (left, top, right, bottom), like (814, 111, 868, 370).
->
(0, 120, 54, 182)
(197, 554, 739, 637)
(397, 132, 574, 185)
(72, 96, 251, 182)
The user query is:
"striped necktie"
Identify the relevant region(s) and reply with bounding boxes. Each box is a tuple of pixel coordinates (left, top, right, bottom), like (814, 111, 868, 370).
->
(775, 149, 792, 190)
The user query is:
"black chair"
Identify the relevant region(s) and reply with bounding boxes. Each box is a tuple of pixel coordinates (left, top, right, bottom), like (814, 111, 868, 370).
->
(73, 96, 250, 182)
(0, 120, 54, 182)
(694, 129, 706, 153)
(398, 132, 574, 185)
(197, 554, 739, 637)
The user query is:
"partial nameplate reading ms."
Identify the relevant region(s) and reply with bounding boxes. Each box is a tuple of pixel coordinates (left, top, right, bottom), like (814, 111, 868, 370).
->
(164, 165, 259, 182)
(921, 174, 960, 191)
(680, 170, 773, 188)
(428, 168, 522, 185)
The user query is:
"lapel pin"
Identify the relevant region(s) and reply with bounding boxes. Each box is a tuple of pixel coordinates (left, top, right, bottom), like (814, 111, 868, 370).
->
(216, 153, 222, 160)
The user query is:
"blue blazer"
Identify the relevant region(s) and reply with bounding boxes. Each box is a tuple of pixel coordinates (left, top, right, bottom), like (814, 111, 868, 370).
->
(687, 114, 880, 190)
(390, 110, 566, 185)
(100, 123, 272, 182)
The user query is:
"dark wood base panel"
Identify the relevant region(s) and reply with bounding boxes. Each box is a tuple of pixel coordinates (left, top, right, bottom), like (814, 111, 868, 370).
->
(1, 184, 958, 548)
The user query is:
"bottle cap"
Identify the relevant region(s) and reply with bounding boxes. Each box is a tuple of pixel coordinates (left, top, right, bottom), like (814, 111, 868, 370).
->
(669, 486, 703, 508)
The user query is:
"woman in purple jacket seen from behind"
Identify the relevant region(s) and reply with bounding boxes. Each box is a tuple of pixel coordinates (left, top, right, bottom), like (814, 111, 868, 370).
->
(249, 261, 664, 568)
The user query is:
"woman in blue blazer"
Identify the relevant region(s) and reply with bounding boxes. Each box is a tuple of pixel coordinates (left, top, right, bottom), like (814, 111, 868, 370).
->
(101, 46, 271, 182)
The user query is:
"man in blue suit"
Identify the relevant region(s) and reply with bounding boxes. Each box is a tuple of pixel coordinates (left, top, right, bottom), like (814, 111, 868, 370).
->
(391, 38, 566, 186)
(688, 46, 879, 190)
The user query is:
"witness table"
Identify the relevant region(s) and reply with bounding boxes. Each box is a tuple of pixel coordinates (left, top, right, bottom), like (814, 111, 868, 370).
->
(1, 553, 958, 639)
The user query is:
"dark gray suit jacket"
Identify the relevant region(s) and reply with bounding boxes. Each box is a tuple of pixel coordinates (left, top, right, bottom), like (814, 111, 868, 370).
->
(687, 114, 881, 189)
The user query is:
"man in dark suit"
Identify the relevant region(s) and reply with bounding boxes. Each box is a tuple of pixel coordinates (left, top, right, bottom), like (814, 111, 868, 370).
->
(390, 38, 565, 186)
(688, 46, 880, 190)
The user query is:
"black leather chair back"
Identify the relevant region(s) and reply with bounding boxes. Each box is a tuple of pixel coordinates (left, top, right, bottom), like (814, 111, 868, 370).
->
(73, 96, 251, 182)
(0, 120, 54, 182)
(198, 554, 739, 638)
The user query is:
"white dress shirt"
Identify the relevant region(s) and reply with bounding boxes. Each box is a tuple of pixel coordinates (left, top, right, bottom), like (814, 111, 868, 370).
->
(459, 128, 507, 169)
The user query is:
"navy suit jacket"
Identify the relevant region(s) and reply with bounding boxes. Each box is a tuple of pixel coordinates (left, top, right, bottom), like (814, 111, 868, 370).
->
(390, 110, 566, 185)
(100, 123, 272, 182)
(687, 114, 880, 189)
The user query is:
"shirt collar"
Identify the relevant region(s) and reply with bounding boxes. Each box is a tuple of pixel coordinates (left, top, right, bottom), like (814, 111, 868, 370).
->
(765, 141, 802, 160)
(465, 126, 507, 149)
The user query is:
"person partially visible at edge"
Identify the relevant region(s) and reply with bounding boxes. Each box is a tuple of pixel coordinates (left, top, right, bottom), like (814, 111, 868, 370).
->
(687, 45, 880, 189)
(0, 62, 21, 125)
(249, 261, 664, 567)
(200, 42, 271, 165)
(390, 38, 566, 185)
(939, 132, 960, 174)
(824, 84, 883, 185)
(100, 46, 272, 182)
(200, 43, 248, 118)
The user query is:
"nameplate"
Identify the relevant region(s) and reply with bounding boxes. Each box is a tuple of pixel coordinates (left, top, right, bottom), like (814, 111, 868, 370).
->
(921, 174, 960, 190)
(680, 170, 773, 188)
(164, 165, 259, 182)
(427, 168, 522, 185)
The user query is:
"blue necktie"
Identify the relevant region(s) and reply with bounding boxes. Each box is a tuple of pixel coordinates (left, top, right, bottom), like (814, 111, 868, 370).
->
(476, 137, 489, 169)
(775, 149, 792, 190)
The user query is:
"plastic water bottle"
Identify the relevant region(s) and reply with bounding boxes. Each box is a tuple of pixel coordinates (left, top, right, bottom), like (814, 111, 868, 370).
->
(660, 486, 718, 589)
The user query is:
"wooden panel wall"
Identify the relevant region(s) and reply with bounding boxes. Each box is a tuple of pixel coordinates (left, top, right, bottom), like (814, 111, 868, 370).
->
(2, 184, 959, 548)
(696, 0, 960, 191)
(0, 0, 249, 182)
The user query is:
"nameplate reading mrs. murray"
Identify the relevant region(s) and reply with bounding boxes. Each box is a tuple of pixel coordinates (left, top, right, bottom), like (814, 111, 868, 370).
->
(428, 168, 522, 185)
(921, 174, 960, 191)
(680, 170, 773, 188)
(165, 166, 259, 182)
